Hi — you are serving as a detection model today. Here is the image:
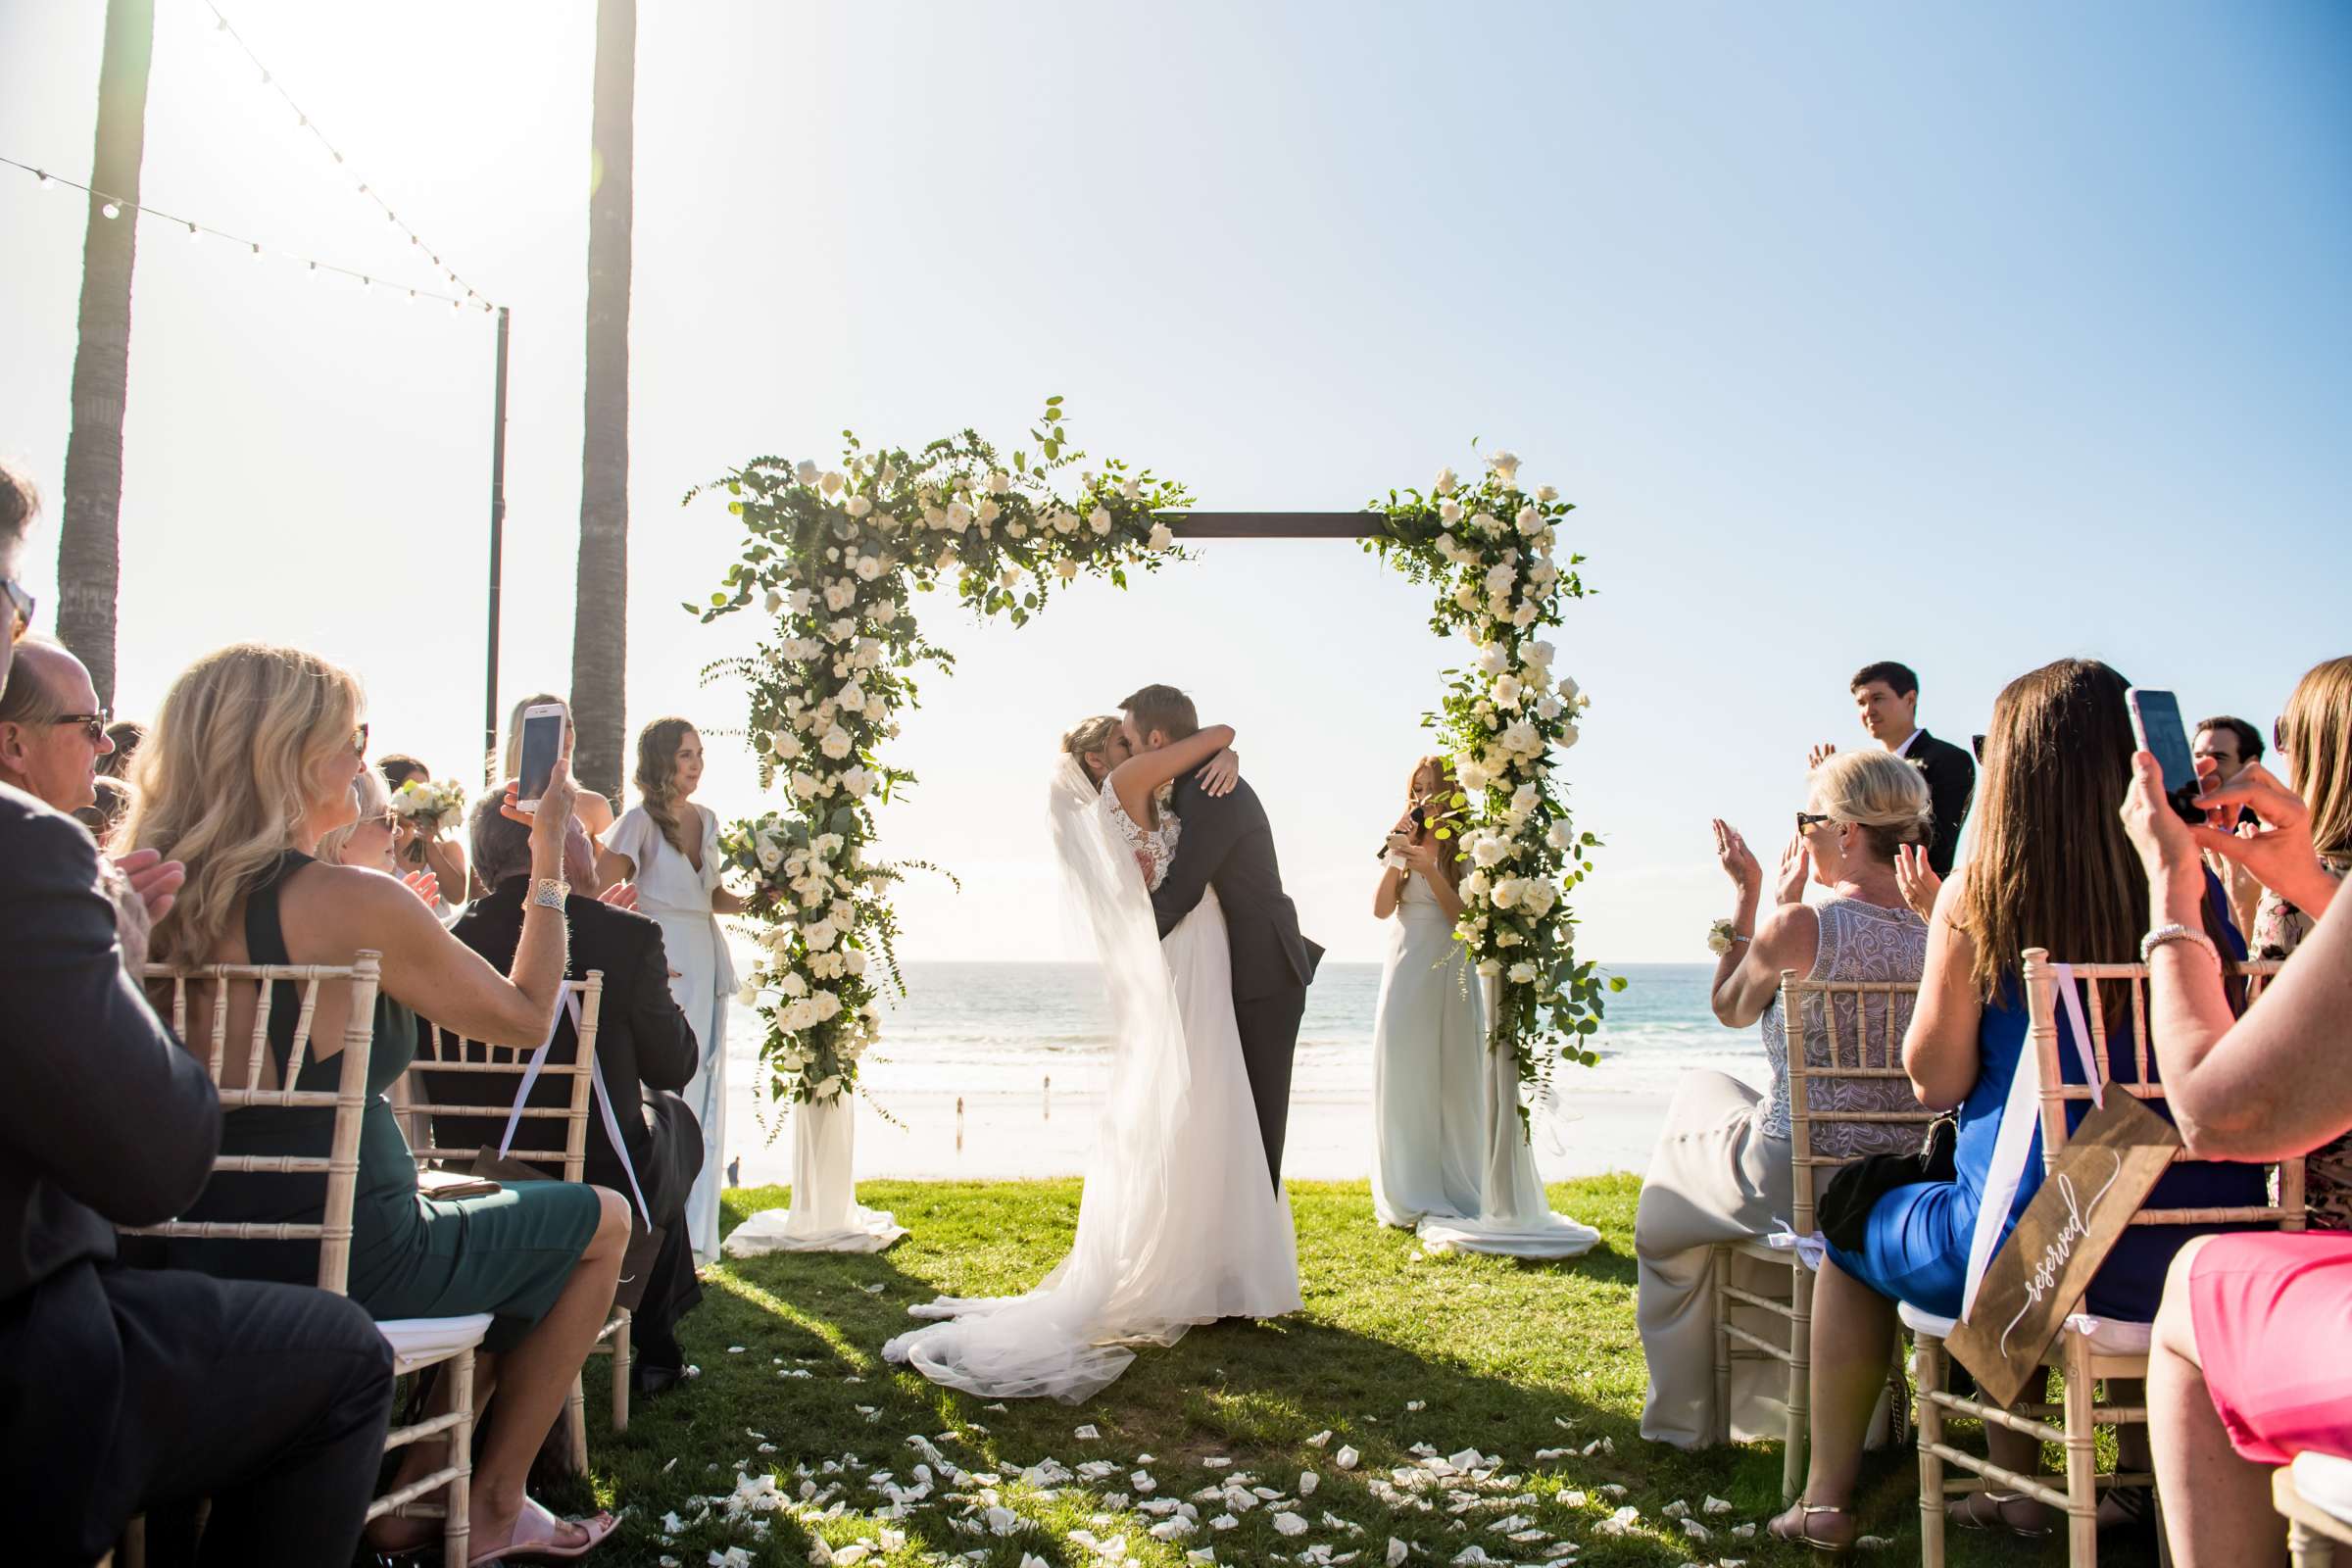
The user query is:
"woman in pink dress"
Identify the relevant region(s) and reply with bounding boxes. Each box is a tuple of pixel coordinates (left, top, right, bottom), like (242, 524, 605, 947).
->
(2121, 748, 2352, 1565)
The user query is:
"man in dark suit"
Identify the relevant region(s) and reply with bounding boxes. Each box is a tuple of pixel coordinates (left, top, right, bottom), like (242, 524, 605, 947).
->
(434, 791, 709, 1395)
(0, 460, 395, 1564)
(1125, 685, 1324, 1190)
(1838, 660, 1977, 876)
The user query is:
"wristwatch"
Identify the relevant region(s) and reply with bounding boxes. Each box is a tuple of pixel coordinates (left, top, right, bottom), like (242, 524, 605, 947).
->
(2140, 922, 2220, 966)
(531, 878, 570, 911)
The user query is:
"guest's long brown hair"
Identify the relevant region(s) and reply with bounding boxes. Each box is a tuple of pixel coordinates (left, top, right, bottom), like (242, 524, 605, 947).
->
(1405, 755, 1466, 892)
(1952, 660, 2150, 1003)
(2278, 656, 2352, 866)
(632, 716, 700, 858)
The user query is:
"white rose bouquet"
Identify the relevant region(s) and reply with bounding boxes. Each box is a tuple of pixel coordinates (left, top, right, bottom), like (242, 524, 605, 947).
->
(389, 778, 466, 835)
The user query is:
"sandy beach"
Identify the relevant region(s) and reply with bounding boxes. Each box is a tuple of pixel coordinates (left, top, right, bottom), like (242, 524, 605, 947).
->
(718, 1075, 1688, 1189)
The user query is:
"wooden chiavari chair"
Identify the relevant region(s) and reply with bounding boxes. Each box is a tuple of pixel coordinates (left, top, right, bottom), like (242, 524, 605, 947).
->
(1713, 971, 1932, 1501)
(127, 952, 486, 1566)
(2278, 1453, 2352, 1566)
(406, 975, 633, 1472)
(1909, 949, 2298, 1567)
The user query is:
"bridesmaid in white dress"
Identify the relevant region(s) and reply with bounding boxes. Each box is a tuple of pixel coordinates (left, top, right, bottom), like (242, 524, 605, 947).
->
(597, 718, 743, 1265)
(1370, 757, 1598, 1258)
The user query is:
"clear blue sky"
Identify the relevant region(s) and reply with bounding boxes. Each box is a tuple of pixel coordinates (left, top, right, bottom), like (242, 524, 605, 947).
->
(3, 0, 2346, 962)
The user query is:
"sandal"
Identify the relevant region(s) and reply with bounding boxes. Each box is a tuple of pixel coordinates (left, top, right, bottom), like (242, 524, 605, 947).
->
(466, 1496, 619, 1566)
(1768, 1500, 1857, 1553)
(1946, 1489, 2056, 1538)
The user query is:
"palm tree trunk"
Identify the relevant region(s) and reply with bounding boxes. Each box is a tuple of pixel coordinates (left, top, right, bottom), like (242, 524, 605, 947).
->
(57, 0, 156, 710)
(569, 0, 637, 804)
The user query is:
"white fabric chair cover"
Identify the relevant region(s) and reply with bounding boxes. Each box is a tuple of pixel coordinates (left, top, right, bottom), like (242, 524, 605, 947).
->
(2294, 1450, 2352, 1528)
(1897, 1298, 2151, 1357)
(378, 1313, 494, 1374)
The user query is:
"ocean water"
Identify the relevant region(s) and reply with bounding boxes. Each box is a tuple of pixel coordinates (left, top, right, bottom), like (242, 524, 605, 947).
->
(721, 953, 1764, 1106)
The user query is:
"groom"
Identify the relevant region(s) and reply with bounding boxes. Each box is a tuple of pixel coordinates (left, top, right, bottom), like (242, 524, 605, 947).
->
(1119, 684, 1323, 1190)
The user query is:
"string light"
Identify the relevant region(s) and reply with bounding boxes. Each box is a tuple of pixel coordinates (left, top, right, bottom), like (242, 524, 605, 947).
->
(0, 154, 492, 311)
(195, 1, 491, 309)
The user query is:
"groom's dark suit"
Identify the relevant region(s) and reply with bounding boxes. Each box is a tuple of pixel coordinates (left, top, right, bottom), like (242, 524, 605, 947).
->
(1152, 773, 1323, 1189)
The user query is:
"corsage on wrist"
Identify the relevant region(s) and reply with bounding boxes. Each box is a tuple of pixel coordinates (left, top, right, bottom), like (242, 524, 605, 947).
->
(1707, 917, 1750, 956)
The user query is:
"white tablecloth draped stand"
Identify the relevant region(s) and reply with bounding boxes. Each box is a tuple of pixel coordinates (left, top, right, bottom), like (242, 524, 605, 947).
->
(721, 1092, 906, 1257)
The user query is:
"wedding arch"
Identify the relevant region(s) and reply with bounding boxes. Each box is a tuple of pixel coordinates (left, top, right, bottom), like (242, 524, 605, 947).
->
(684, 401, 1619, 1246)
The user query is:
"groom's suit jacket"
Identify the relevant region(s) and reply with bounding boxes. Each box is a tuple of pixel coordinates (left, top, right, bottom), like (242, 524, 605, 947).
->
(1906, 728, 1977, 878)
(1151, 774, 1323, 998)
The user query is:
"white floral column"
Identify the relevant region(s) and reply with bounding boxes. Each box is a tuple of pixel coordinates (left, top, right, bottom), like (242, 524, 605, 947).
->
(722, 1093, 906, 1256)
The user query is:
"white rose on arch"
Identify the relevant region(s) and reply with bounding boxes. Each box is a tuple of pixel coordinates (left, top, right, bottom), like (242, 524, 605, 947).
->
(1502, 720, 1543, 755)
(1508, 960, 1538, 985)
(842, 765, 874, 797)
(1487, 450, 1521, 484)
(820, 724, 854, 760)
(846, 495, 872, 518)
(805, 919, 839, 952)
(1476, 643, 1509, 675)
(986, 470, 1011, 494)
(1148, 521, 1175, 553)
(1434, 466, 1459, 496)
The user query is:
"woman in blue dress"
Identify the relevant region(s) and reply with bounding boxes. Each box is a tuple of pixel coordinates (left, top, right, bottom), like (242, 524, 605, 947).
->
(1771, 660, 2264, 1550)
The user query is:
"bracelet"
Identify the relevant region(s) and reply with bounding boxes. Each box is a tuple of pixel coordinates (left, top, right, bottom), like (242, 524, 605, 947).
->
(531, 877, 571, 911)
(2140, 922, 2220, 966)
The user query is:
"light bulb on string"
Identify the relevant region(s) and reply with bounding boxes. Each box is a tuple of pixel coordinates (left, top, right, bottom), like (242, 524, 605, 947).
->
(33, 169, 49, 187)
(186, 220, 200, 243)
(100, 201, 121, 220)
(248, 242, 261, 260)
(306, 261, 318, 281)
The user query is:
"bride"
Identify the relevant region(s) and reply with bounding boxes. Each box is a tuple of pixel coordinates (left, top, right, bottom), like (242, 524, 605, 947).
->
(881, 713, 1302, 1402)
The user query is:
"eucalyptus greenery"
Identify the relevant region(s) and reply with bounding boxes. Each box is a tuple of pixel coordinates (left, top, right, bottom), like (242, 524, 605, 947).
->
(687, 401, 1192, 1105)
(692, 408, 1616, 1124)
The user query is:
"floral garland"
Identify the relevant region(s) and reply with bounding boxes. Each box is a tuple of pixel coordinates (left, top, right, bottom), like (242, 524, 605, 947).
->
(689, 401, 1193, 1105)
(695, 411, 1616, 1115)
(1366, 449, 1621, 1102)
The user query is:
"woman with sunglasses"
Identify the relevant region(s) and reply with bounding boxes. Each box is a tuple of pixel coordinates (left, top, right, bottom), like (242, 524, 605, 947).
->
(124, 644, 629, 1563)
(1636, 747, 1932, 1450)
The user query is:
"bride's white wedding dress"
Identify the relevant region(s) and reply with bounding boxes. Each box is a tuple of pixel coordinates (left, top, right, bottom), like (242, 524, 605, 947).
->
(881, 758, 1301, 1402)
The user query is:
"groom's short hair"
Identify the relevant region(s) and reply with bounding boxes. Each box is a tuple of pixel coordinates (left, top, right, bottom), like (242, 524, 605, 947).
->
(1120, 684, 1198, 743)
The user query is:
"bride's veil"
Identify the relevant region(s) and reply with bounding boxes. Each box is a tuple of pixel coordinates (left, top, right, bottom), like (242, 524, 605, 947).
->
(883, 756, 1200, 1402)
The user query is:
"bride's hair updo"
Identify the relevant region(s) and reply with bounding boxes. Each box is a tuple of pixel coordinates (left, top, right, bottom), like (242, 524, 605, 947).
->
(1062, 714, 1123, 786)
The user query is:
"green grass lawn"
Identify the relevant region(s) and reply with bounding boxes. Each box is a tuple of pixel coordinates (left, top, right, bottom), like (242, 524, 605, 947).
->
(556, 1176, 2087, 1567)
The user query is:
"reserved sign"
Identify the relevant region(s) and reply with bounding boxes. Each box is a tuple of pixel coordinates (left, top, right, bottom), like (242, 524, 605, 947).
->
(1947, 1091, 2180, 1407)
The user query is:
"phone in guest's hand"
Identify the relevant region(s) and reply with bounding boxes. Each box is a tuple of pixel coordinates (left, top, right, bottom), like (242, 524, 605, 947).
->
(516, 704, 565, 813)
(2126, 687, 2206, 826)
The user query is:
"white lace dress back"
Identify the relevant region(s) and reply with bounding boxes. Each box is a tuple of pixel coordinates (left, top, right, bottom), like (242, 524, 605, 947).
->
(882, 760, 1299, 1402)
(1755, 896, 1929, 1159)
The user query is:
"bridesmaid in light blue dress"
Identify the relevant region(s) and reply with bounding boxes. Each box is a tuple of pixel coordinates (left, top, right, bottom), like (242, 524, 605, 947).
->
(599, 719, 743, 1265)
(1369, 758, 1598, 1259)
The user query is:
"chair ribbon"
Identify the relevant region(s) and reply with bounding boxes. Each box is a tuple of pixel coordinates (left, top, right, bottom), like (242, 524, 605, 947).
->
(497, 990, 653, 1229)
(1961, 960, 2105, 1320)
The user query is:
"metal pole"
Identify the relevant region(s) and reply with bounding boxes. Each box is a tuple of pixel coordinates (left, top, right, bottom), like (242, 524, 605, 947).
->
(482, 305, 511, 784)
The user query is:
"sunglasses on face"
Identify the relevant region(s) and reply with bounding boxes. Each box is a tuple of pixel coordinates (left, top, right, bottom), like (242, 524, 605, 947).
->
(353, 722, 370, 760)
(3, 579, 31, 645)
(54, 709, 112, 745)
(1795, 811, 1835, 835)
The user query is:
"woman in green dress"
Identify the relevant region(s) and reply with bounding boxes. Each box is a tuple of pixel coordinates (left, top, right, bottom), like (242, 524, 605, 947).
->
(129, 643, 627, 1564)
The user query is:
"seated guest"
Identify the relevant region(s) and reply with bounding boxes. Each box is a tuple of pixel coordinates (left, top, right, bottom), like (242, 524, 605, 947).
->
(99, 716, 143, 778)
(74, 773, 134, 847)
(1817, 660, 1977, 876)
(2120, 754, 2352, 1566)
(0, 462, 397, 1566)
(1638, 749, 1931, 1448)
(379, 752, 469, 914)
(438, 788, 709, 1395)
(1774, 659, 2263, 1548)
(0, 633, 116, 812)
(2244, 657, 2352, 1229)
(126, 643, 626, 1562)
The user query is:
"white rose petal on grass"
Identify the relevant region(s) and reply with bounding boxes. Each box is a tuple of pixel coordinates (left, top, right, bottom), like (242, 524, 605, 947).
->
(1335, 1446, 1360, 1471)
(1729, 1522, 1756, 1539)
(1299, 1471, 1320, 1496)
(1187, 1552, 1217, 1567)
(1385, 1541, 1409, 1568)
(1272, 1513, 1309, 1538)
(1404, 1400, 1426, 1412)
(1703, 1495, 1734, 1515)
(1075, 1424, 1101, 1441)
(1856, 1538, 1893, 1550)
(1681, 1518, 1711, 1541)
(1305, 1430, 1333, 1449)
(1210, 1514, 1239, 1532)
